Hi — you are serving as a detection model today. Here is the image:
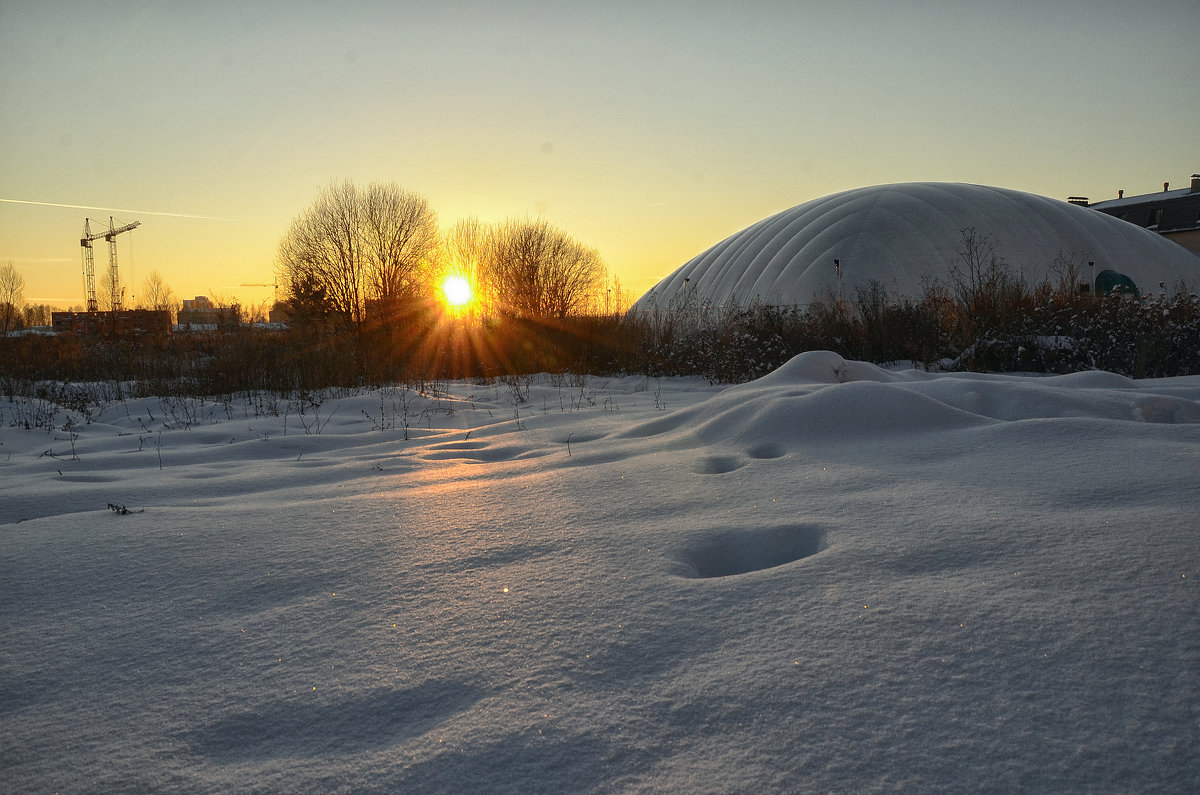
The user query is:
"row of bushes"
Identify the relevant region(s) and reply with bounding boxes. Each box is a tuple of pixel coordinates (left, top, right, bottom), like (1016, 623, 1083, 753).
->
(2, 278, 1198, 403)
(636, 277, 1200, 381)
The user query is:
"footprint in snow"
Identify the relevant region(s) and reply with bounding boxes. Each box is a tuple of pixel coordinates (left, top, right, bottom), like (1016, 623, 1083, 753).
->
(187, 681, 483, 760)
(692, 455, 746, 475)
(746, 443, 787, 460)
(673, 524, 829, 579)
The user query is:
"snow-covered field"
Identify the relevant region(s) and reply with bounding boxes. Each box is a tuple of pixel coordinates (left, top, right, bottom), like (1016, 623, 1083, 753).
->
(3, 351, 1198, 793)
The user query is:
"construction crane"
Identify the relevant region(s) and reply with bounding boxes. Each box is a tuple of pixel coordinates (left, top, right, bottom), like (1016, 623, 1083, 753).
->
(81, 216, 140, 312)
(241, 281, 279, 296)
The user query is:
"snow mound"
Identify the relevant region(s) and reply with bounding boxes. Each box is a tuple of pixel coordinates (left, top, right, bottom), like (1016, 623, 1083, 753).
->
(618, 351, 1200, 459)
(909, 378, 1200, 424)
(754, 350, 902, 385)
(1044, 370, 1141, 390)
(697, 381, 991, 451)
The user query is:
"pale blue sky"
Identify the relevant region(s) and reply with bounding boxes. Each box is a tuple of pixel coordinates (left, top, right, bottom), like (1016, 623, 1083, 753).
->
(2, 0, 1197, 305)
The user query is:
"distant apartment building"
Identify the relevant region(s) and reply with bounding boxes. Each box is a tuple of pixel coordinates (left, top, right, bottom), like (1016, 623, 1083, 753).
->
(177, 296, 240, 327)
(1072, 173, 1200, 255)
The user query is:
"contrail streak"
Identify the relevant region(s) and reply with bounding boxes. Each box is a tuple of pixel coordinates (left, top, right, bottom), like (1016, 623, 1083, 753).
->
(0, 197, 231, 221)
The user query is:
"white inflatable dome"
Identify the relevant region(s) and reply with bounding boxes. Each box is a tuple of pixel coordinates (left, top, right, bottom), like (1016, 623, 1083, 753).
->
(632, 182, 1200, 310)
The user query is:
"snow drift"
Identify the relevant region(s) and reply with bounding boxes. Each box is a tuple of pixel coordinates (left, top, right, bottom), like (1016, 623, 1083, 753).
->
(3, 354, 1198, 792)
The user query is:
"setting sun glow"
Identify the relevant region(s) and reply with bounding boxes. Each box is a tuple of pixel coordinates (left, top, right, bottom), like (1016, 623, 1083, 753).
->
(441, 275, 471, 309)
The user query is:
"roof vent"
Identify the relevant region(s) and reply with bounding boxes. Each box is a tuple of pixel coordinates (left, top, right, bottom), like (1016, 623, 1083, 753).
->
(1067, 196, 1090, 207)
(1118, 190, 1124, 199)
(1191, 174, 1200, 193)
(1164, 182, 1170, 192)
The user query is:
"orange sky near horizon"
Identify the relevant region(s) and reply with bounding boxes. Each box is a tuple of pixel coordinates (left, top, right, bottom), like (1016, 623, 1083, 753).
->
(2, 1, 1197, 310)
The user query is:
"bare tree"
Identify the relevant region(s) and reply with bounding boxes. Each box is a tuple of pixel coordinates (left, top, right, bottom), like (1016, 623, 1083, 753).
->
(22, 303, 54, 328)
(0, 260, 25, 333)
(606, 274, 628, 315)
(441, 216, 489, 308)
(947, 228, 1026, 330)
(207, 290, 243, 325)
(361, 182, 440, 306)
(98, 262, 124, 313)
(278, 180, 365, 325)
(244, 299, 272, 324)
(446, 217, 488, 267)
(277, 180, 439, 327)
(1048, 251, 1088, 299)
(483, 218, 606, 318)
(140, 270, 178, 314)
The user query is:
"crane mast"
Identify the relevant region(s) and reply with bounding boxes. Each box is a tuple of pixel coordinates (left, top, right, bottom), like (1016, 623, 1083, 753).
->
(81, 216, 141, 312)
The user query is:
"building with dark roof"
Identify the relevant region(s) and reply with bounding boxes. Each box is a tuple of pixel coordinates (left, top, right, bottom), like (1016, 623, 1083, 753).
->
(51, 309, 171, 336)
(1081, 174, 1200, 254)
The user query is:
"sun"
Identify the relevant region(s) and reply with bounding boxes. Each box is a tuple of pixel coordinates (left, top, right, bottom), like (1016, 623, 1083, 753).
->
(441, 275, 471, 309)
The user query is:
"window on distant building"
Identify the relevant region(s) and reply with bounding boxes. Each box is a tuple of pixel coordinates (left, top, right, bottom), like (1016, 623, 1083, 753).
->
(1148, 208, 1163, 228)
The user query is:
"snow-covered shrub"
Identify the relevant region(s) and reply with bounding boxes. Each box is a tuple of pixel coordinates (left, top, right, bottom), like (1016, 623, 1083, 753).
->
(951, 284, 1200, 377)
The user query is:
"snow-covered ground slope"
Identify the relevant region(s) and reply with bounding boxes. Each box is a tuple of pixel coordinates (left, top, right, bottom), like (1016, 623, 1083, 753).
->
(3, 352, 1198, 792)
